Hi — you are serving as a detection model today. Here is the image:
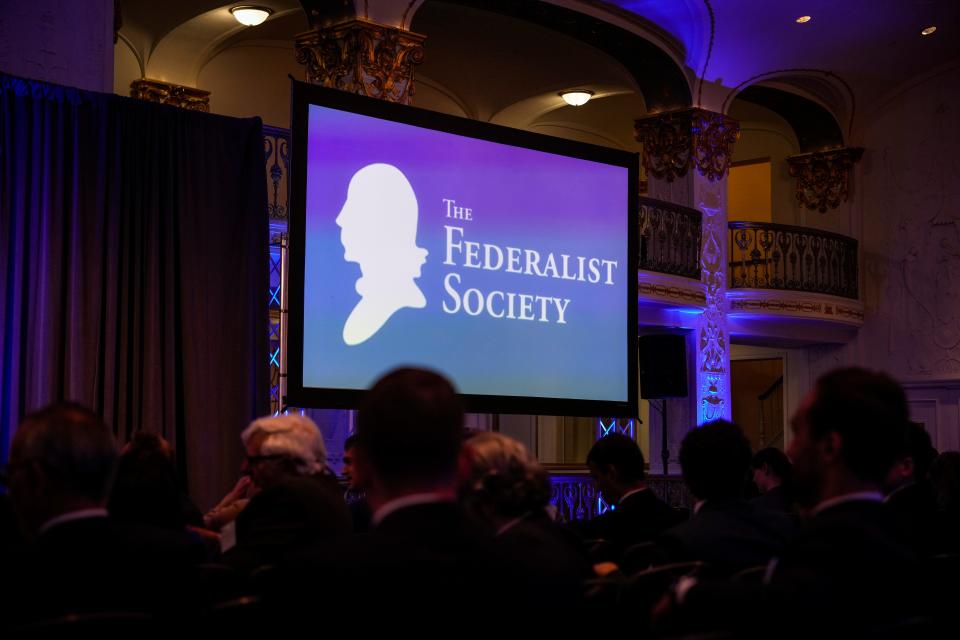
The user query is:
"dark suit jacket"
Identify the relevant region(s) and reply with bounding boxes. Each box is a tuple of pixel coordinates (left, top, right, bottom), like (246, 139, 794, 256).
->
(574, 488, 682, 550)
(751, 485, 792, 514)
(658, 499, 796, 575)
(224, 474, 352, 574)
(277, 501, 582, 630)
(2, 515, 206, 628)
(497, 509, 593, 594)
(884, 480, 938, 555)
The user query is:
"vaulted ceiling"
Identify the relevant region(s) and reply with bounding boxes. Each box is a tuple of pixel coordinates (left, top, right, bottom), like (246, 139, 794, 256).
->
(116, 0, 960, 144)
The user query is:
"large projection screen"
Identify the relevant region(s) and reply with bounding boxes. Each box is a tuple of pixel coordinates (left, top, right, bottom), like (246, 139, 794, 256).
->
(287, 82, 638, 417)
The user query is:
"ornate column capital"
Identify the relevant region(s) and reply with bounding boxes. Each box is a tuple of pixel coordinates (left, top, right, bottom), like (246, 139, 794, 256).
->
(130, 79, 210, 112)
(294, 19, 426, 105)
(634, 108, 740, 183)
(787, 147, 864, 213)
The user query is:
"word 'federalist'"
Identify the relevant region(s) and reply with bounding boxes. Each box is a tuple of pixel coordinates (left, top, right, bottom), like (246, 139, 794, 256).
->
(441, 225, 618, 324)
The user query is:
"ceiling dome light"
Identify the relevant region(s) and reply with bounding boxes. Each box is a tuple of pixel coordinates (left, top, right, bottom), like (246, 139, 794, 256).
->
(560, 90, 594, 107)
(921, 26, 937, 36)
(795, 15, 812, 24)
(230, 6, 273, 26)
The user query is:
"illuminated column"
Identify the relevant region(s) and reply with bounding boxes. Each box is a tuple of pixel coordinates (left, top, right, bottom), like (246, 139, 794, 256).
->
(636, 109, 739, 428)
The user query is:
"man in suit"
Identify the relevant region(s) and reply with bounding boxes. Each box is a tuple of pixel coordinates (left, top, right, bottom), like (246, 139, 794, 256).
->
(2, 403, 205, 627)
(884, 420, 938, 554)
(575, 433, 681, 553)
(668, 369, 920, 637)
(751, 447, 794, 514)
(277, 368, 552, 629)
(658, 420, 795, 575)
(341, 433, 372, 533)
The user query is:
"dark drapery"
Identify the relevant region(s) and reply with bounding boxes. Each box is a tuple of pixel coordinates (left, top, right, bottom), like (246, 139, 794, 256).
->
(0, 73, 269, 509)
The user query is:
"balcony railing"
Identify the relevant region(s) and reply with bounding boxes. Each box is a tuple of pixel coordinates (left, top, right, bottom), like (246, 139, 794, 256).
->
(729, 222, 858, 299)
(639, 197, 702, 280)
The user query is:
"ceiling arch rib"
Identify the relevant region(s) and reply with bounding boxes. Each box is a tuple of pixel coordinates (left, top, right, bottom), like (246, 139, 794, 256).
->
(436, 0, 692, 112)
(735, 85, 844, 152)
(143, 2, 302, 87)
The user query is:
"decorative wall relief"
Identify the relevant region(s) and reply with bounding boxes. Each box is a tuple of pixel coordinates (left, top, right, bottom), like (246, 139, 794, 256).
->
(635, 108, 740, 183)
(263, 126, 291, 221)
(787, 147, 863, 213)
(295, 19, 426, 105)
(130, 79, 210, 111)
(856, 67, 960, 380)
(696, 190, 732, 424)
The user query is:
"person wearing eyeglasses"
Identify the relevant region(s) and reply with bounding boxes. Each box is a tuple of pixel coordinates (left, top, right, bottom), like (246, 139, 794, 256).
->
(215, 414, 351, 571)
(204, 414, 330, 531)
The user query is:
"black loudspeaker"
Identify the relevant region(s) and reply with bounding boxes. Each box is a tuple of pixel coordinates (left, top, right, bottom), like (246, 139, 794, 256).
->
(639, 334, 688, 399)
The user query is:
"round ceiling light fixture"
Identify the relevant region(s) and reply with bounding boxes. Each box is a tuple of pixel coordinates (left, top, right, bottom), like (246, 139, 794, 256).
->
(921, 26, 937, 36)
(795, 15, 812, 24)
(230, 6, 273, 27)
(560, 90, 594, 107)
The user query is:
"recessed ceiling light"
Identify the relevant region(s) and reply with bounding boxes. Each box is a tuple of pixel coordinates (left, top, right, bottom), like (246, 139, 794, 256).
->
(560, 90, 594, 107)
(921, 26, 937, 36)
(796, 16, 812, 24)
(230, 6, 273, 27)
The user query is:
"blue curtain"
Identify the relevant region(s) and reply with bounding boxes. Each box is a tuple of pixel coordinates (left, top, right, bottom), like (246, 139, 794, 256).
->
(0, 73, 269, 509)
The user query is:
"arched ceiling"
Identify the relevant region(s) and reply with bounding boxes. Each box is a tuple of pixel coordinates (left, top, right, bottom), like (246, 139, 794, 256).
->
(117, 0, 960, 139)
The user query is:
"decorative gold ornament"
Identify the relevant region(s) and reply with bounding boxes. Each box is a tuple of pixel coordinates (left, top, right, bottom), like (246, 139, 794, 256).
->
(634, 108, 740, 183)
(130, 79, 210, 112)
(295, 19, 426, 105)
(787, 147, 864, 213)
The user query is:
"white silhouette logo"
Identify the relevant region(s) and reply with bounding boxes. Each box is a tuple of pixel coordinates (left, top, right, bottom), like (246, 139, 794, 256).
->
(337, 163, 428, 346)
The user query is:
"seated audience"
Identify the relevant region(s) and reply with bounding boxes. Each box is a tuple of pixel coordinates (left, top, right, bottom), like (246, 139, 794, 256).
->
(223, 414, 350, 572)
(341, 433, 372, 533)
(2, 403, 205, 627)
(278, 368, 563, 628)
(672, 368, 920, 637)
(574, 433, 681, 552)
(751, 447, 795, 514)
(459, 431, 593, 585)
(884, 420, 938, 553)
(658, 420, 795, 574)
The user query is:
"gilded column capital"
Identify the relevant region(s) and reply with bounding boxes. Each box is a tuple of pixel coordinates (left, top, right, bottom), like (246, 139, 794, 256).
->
(787, 147, 864, 213)
(130, 79, 210, 112)
(294, 19, 426, 105)
(634, 108, 740, 183)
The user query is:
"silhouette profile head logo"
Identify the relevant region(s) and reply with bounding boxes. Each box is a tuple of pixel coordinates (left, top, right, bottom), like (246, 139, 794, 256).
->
(336, 163, 428, 346)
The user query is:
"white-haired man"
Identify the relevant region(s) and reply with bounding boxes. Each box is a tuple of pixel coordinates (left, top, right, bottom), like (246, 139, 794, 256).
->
(217, 413, 351, 571)
(204, 413, 330, 531)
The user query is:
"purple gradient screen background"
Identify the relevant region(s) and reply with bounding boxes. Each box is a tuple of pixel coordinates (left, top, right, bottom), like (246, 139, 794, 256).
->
(302, 105, 629, 401)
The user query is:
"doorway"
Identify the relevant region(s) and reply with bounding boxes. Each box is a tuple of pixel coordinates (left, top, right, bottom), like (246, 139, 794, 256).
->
(730, 358, 784, 452)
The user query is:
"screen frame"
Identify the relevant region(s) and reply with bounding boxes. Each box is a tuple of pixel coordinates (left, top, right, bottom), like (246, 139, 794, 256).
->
(286, 80, 638, 418)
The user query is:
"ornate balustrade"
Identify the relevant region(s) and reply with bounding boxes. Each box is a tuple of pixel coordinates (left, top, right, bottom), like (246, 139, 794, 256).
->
(728, 222, 858, 299)
(548, 469, 690, 521)
(639, 197, 702, 280)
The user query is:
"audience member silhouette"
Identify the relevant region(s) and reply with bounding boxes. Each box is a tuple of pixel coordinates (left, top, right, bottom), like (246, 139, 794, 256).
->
(575, 433, 681, 553)
(3, 403, 204, 628)
(109, 431, 203, 530)
(659, 420, 795, 574)
(459, 431, 592, 591)
(884, 421, 938, 554)
(223, 414, 350, 573)
(750, 447, 795, 514)
(930, 450, 960, 554)
(674, 368, 919, 637)
(341, 433, 372, 533)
